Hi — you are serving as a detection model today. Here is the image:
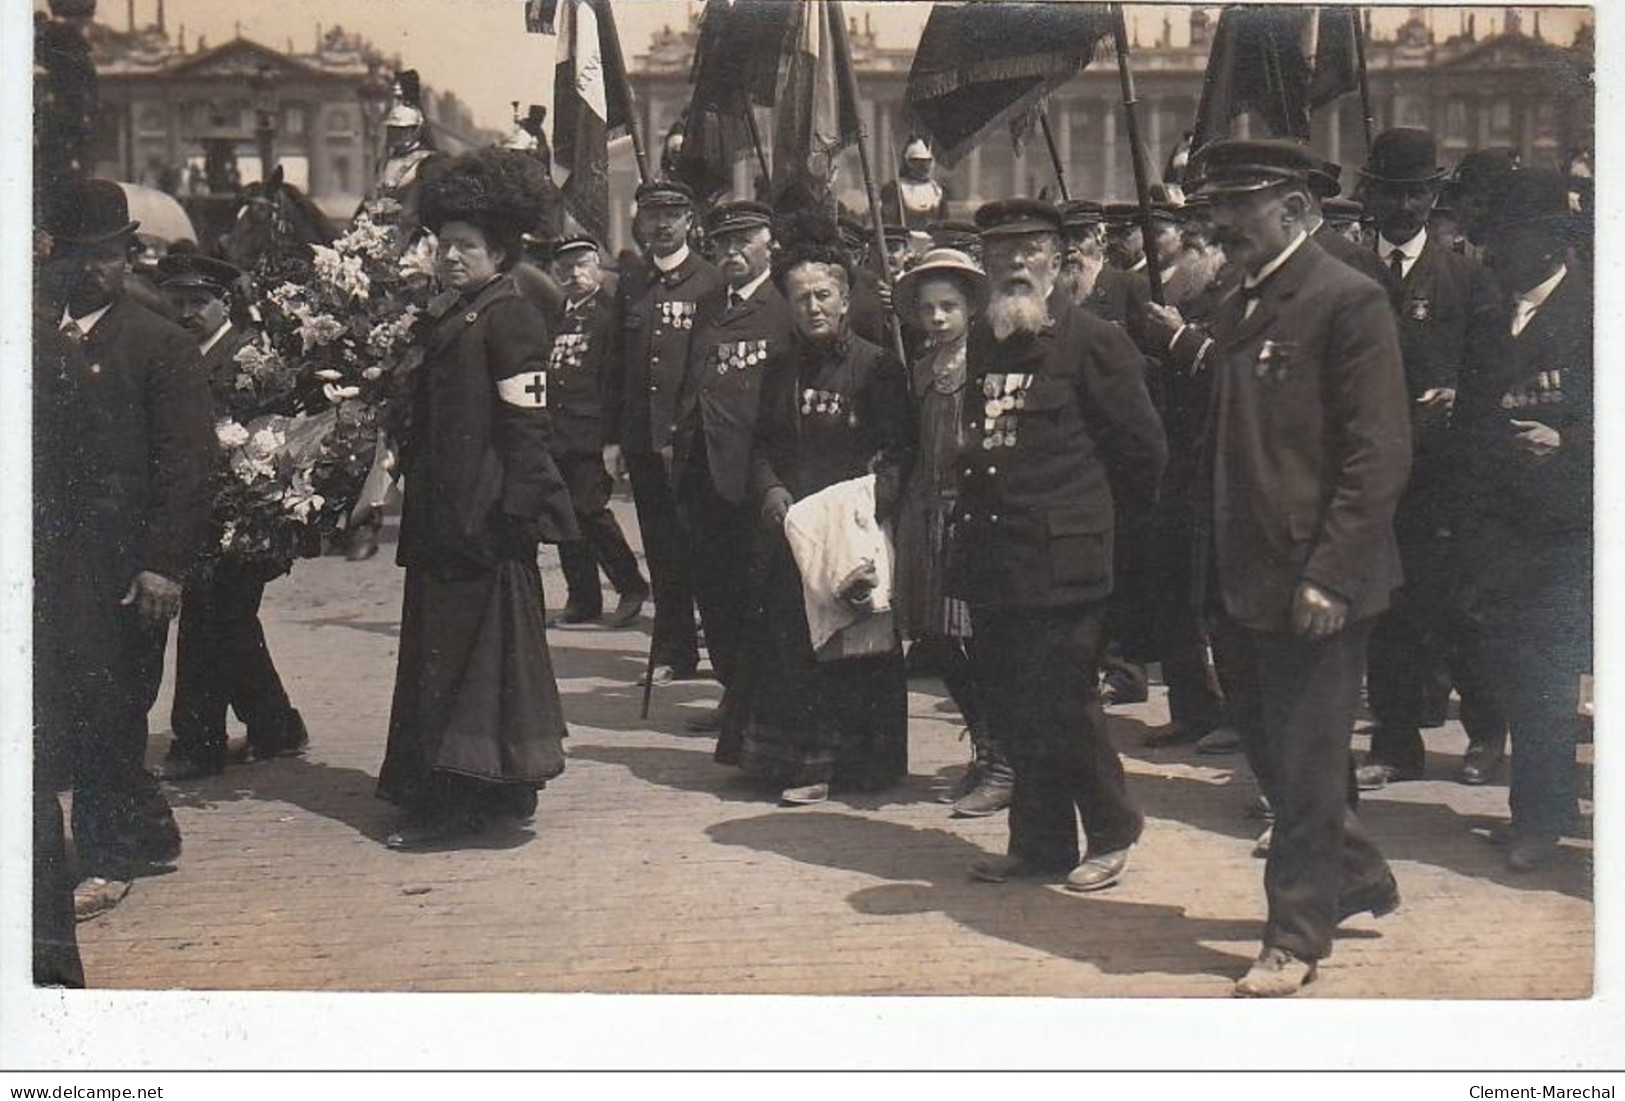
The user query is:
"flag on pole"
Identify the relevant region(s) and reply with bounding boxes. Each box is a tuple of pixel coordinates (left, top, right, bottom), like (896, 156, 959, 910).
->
(770, 0, 861, 208)
(1192, 6, 1364, 150)
(904, 1, 1114, 168)
(675, 0, 797, 202)
(547, 0, 634, 243)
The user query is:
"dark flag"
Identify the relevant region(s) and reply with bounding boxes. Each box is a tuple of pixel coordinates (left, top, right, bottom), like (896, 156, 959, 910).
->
(1192, 6, 1363, 150)
(904, 1, 1114, 168)
(547, 0, 635, 243)
(771, 0, 862, 207)
(675, 0, 798, 202)
(524, 0, 556, 34)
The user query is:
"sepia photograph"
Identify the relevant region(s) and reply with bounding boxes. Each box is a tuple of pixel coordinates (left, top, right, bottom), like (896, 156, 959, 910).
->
(5, 0, 1617, 1072)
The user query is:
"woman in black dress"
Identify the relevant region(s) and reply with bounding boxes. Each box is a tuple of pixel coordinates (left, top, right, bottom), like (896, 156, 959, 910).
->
(718, 229, 916, 805)
(377, 149, 579, 848)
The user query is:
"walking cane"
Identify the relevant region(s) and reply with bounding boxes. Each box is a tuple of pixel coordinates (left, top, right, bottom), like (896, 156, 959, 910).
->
(639, 632, 657, 720)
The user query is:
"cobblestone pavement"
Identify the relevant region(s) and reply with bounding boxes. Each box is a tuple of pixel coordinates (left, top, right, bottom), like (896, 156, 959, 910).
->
(71, 500, 1594, 998)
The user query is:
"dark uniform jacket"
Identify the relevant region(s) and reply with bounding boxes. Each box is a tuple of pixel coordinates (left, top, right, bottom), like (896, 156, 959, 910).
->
(674, 276, 796, 505)
(1199, 237, 1412, 632)
(1391, 234, 1501, 409)
(396, 273, 578, 577)
(604, 249, 724, 455)
(544, 287, 616, 456)
(749, 332, 915, 512)
(1453, 267, 1592, 537)
(948, 294, 1167, 609)
(34, 294, 214, 590)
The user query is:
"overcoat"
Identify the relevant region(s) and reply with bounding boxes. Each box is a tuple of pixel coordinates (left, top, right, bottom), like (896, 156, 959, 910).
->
(544, 287, 616, 458)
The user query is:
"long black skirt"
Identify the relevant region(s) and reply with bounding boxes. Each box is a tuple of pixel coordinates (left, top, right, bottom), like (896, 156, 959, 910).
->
(378, 556, 567, 818)
(718, 538, 908, 791)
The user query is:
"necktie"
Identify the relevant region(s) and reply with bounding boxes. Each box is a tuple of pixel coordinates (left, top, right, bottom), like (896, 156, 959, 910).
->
(729, 289, 745, 311)
(1388, 248, 1407, 282)
(1239, 282, 1265, 320)
(1511, 298, 1537, 337)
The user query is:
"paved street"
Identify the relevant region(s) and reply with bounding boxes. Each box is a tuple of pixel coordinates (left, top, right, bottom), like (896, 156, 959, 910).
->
(72, 499, 1594, 998)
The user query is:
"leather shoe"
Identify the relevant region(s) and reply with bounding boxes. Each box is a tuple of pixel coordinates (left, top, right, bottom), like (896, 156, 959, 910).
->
(384, 815, 481, 850)
(604, 590, 648, 629)
(1064, 847, 1131, 893)
(1459, 740, 1506, 786)
(1195, 726, 1243, 755)
(73, 876, 132, 922)
(779, 782, 829, 806)
(684, 705, 724, 732)
(638, 663, 698, 687)
(969, 854, 1070, 883)
(548, 604, 600, 627)
(951, 769, 1013, 817)
(1143, 720, 1210, 749)
(1337, 871, 1400, 923)
(1354, 761, 1421, 791)
(1234, 946, 1317, 997)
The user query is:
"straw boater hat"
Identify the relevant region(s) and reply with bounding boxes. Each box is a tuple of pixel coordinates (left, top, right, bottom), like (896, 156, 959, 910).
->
(894, 247, 989, 319)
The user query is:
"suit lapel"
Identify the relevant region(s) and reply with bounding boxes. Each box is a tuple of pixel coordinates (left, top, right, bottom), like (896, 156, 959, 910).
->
(1216, 240, 1315, 351)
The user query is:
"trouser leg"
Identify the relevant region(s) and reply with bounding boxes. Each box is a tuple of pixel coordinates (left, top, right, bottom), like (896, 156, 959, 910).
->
(33, 788, 83, 988)
(627, 450, 699, 671)
(557, 539, 604, 614)
(580, 503, 648, 597)
(680, 485, 754, 688)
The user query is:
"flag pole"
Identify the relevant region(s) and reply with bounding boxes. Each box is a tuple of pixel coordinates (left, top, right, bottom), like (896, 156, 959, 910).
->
(828, 0, 910, 366)
(1111, 3, 1163, 306)
(1353, 5, 1375, 158)
(1038, 108, 1071, 202)
(742, 105, 772, 196)
(594, 0, 650, 182)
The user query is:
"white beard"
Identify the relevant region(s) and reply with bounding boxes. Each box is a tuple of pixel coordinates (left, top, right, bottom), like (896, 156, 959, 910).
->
(986, 279, 1054, 340)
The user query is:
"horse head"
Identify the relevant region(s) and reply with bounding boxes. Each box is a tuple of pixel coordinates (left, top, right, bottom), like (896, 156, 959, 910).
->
(219, 170, 335, 275)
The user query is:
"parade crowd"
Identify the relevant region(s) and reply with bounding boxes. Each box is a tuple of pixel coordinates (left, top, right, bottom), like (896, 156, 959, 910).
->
(32, 67, 1593, 1000)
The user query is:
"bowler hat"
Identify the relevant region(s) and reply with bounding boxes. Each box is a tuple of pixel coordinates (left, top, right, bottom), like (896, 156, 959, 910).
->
(635, 178, 694, 208)
(50, 178, 141, 246)
(1188, 139, 1318, 197)
(155, 253, 242, 293)
(1310, 158, 1344, 199)
(1360, 128, 1448, 185)
(975, 197, 1062, 238)
(893, 248, 989, 321)
(1479, 168, 1573, 232)
(704, 200, 773, 238)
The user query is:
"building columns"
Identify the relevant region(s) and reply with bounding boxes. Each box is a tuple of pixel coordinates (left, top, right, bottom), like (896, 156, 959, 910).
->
(1103, 99, 1117, 198)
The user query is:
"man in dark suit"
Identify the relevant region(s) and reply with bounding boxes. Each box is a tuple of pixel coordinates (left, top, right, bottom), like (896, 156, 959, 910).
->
(545, 236, 649, 628)
(1452, 169, 1591, 872)
(950, 199, 1166, 894)
(1355, 129, 1507, 789)
(602, 180, 720, 684)
(35, 179, 215, 920)
(673, 201, 795, 731)
(154, 253, 310, 781)
(1192, 141, 1409, 996)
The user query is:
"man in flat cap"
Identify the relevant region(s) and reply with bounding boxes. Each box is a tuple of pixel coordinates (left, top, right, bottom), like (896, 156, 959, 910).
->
(35, 178, 215, 921)
(952, 197, 1165, 895)
(1355, 128, 1504, 792)
(545, 235, 650, 629)
(1192, 139, 1408, 996)
(1056, 200, 1106, 307)
(1451, 169, 1591, 872)
(154, 253, 310, 782)
(603, 179, 722, 684)
(674, 201, 795, 734)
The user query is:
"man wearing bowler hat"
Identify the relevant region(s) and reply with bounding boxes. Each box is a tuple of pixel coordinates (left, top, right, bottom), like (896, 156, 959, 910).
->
(1450, 168, 1592, 872)
(673, 201, 795, 735)
(155, 253, 311, 782)
(544, 235, 650, 628)
(35, 178, 215, 920)
(1192, 140, 1408, 995)
(1355, 128, 1505, 791)
(603, 179, 723, 684)
(952, 197, 1165, 894)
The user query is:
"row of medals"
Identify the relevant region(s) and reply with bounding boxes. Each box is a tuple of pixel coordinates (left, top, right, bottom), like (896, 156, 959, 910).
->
(981, 373, 1034, 450)
(715, 338, 769, 375)
(549, 332, 588, 372)
(1500, 369, 1568, 409)
(801, 387, 859, 427)
(658, 300, 696, 330)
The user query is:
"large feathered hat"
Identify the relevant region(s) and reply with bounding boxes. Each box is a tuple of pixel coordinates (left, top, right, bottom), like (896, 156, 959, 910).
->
(420, 147, 558, 248)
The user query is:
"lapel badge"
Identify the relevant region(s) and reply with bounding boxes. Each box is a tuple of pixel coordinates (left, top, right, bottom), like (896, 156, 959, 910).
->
(1254, 339, 1295, 382)
(1407, 296, 1431, 322)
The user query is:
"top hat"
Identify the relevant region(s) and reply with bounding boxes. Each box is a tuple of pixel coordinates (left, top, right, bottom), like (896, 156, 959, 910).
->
(893, 248, 989, 320)
(975, 197, 1063, 238)
(1359, 128, 1448, 186)
(553, 235, 601, 258)
(704, 200, 774, 238)
(1189, 139, 1319, 197)
(49, 179, 141, 246)
(154, 253, 242, 293)
(636, 178, 695, 208)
